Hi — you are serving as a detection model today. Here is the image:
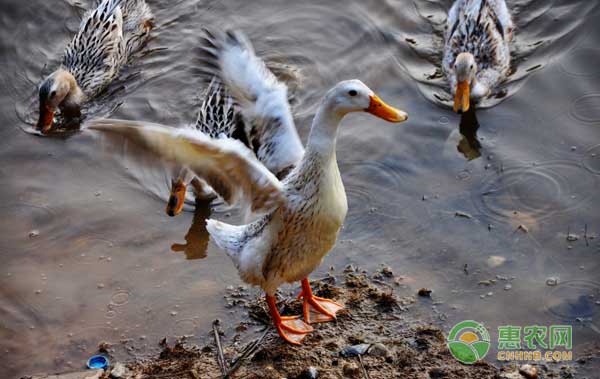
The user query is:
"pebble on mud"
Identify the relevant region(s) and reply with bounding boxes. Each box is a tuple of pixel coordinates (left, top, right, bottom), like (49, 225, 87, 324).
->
(368, 343, 390, 357)
(111, 362, 129, 378)
(28, 230, 40, 238)
(380, 265, 393, 278)
(519, 364, 538, 379)
(418, 288, 432, 297)
(340, 343, 370, 357)
(342, 362, 360, 378)
(298, 366, 318, 379)
(546, 277, 559, 286)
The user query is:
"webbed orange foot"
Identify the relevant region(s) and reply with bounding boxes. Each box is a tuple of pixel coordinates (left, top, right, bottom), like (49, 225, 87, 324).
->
(299, 278, 345, 324)
(267, 295, 313, 345)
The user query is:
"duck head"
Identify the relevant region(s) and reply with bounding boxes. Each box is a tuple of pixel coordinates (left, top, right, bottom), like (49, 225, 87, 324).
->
(452, 52, 477, 113)
(327, 80, 408, 122)
(37, 69, 82, 133)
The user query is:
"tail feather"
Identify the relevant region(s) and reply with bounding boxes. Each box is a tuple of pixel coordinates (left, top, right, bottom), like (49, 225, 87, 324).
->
(206, 219, 245, 266)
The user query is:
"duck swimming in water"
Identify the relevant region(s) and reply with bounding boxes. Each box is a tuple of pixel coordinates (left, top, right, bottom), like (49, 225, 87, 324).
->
(37, 0, 153, 133)
(442, 0, 513, 112)
(165, 32, 304, 217)
(89, 31, 408, 345)
(165, 79, 242, 217)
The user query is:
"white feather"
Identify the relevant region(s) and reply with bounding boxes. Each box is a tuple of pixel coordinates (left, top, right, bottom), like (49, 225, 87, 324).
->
(87, 119, 286, 214)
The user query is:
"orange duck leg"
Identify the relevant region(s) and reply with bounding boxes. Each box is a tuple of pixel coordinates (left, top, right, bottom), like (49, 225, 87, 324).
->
(298, 278, 345, 324)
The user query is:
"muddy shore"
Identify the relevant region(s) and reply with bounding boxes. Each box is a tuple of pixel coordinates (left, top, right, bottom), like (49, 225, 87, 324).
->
(27, 268, 595, 379)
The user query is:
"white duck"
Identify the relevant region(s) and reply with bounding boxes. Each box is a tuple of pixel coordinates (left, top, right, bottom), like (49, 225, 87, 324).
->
(442, 0, 513, 112)
(37, 0, 153, 133)
(88, 31, 407, 345)
(165, 32, 304, 217)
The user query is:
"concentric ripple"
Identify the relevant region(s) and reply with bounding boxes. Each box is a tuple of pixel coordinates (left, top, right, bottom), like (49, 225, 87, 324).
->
(0, 203, 68, 253)
(472, 161, 599, 224)
(544, 280, 600, 320)
(560, 48, 600, 77)
(570, 94, 600, 124)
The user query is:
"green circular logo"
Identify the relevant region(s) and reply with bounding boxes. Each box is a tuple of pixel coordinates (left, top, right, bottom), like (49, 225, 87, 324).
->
(447, 320, 491, 364)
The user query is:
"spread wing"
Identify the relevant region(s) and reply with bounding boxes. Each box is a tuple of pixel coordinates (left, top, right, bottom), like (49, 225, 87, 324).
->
(199, 30, 305, 178)
(63, 0, 125, 94)
(87, 118, 286, 214)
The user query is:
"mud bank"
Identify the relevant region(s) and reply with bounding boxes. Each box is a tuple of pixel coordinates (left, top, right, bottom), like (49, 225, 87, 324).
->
(27, 268, 597, 379)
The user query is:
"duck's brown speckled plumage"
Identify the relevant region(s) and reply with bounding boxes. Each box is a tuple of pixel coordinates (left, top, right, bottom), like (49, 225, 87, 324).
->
(443, 0, 513, 100)
(262, 151, 345, 284)
(62, 0, 153, 97)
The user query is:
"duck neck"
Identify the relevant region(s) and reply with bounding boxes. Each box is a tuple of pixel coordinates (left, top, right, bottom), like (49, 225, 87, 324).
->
(306, 100, 343, 161)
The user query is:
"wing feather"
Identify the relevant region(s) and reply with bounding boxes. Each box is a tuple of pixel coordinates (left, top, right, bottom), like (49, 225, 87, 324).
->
(199, 30, 305, 177)
(87, 119, 286, 214)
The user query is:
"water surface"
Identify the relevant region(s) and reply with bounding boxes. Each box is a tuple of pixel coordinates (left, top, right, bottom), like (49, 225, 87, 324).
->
(1, 0, 599, 377)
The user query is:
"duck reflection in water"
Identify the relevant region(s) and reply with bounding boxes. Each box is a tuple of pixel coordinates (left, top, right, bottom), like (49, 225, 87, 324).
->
(171, 198, 212, 260)
(456, 106, 481, 161)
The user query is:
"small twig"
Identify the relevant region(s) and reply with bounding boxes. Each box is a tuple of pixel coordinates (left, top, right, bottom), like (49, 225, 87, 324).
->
(224, 303, 286, 379)
(357, 354, 371, 379)
(224, 327, 270, 379)
(212, 320, 227, 377)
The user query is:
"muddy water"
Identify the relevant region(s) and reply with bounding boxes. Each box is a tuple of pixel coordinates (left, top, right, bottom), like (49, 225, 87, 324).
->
(1, 0, 600, 377)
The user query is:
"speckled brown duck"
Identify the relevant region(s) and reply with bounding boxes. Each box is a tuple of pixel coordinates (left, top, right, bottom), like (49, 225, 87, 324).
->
(443, 0, 514, 112)
(36, 0, 153, 133)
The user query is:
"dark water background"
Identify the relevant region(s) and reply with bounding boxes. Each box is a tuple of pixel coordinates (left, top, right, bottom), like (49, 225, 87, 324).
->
(1, 0, 599, 377)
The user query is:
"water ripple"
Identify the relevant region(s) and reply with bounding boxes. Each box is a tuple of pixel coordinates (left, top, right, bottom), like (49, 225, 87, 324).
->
(472, 161, 599, 225)
(570, 94, 600, 124)
(543, 280, 600, 321)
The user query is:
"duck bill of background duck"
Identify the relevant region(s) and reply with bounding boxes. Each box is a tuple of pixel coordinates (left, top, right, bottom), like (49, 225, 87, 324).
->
(453, 80, 470, 113)
(36, 102, 55, 134)
(166, 179, 187, 217)
(366, 94, 408, 123)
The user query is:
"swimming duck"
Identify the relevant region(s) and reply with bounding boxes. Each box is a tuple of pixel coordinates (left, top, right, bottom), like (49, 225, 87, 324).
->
(88, 31, 408, 345)
(166, 32, 305, 217)
(37, 0, 153, 133)
(165, 79, 241, 217)
(442, 0, 513, 112)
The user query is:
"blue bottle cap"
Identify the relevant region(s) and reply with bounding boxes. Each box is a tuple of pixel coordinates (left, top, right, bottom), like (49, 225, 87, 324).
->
(86, 354, 109, 370)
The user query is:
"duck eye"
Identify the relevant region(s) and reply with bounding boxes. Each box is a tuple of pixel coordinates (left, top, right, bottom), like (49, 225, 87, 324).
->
(50, 90, 56, 98)
(470, 64, 474, 70)
(348, 90, 357, 97)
